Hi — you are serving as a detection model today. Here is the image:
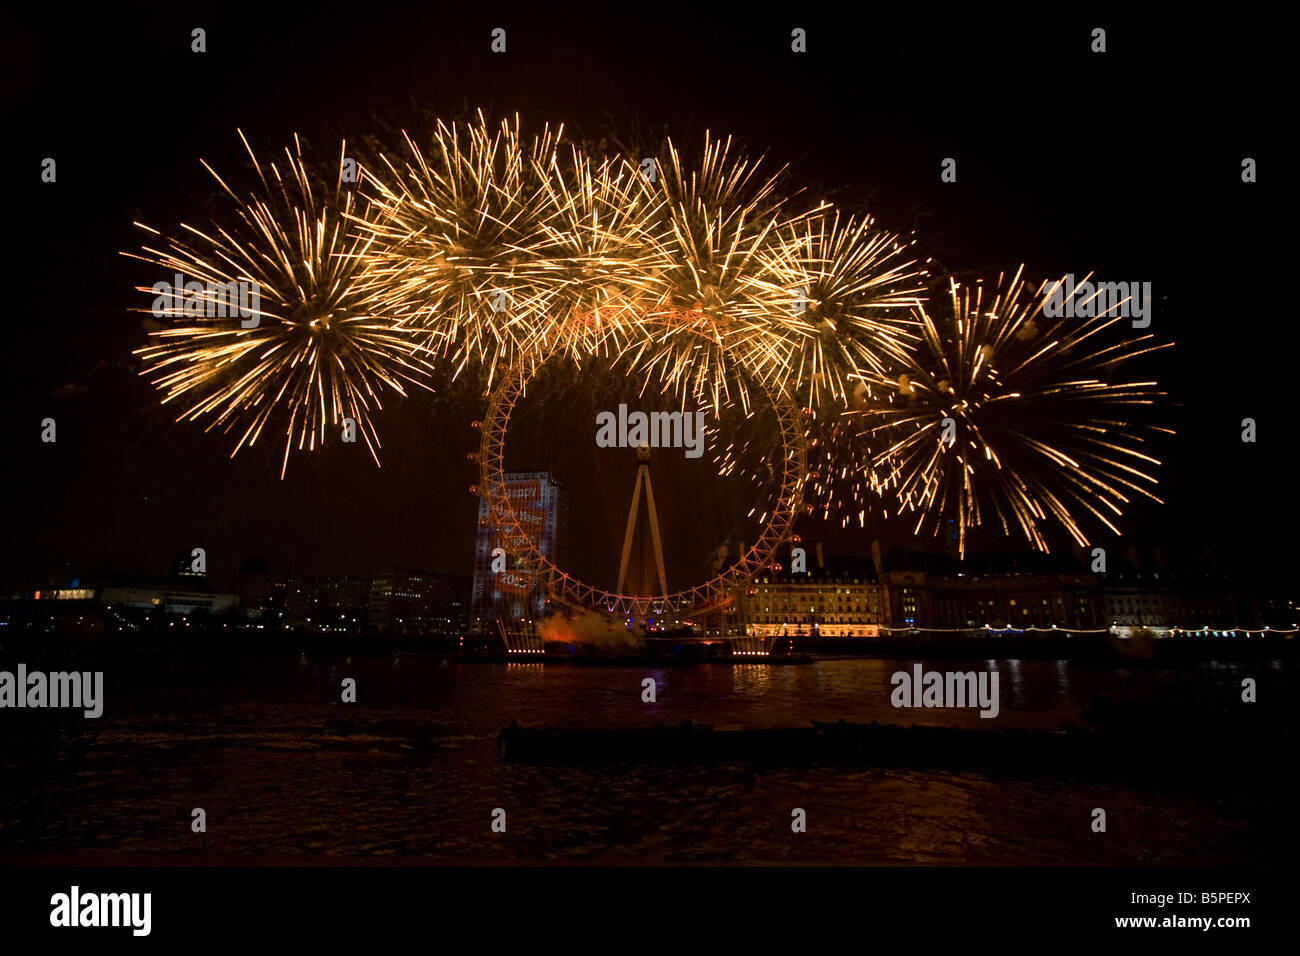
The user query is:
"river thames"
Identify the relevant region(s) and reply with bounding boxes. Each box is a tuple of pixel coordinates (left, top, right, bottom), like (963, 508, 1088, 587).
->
(0, 653, 1287, 865)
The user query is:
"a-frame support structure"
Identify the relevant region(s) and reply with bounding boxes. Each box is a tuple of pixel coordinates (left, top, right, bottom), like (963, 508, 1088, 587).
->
(615, 445, 668, 598)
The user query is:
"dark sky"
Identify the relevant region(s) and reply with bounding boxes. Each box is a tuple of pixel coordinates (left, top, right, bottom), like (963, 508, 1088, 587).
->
(1, 3, 1289, 592)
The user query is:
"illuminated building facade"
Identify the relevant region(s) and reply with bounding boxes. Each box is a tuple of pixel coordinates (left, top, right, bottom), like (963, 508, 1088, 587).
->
(743, 553, 881, 637)
(470, 472, 568, 632)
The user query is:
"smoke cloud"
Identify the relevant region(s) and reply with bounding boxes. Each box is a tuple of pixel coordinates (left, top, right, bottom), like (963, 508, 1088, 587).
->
(537, 610, 640, 650)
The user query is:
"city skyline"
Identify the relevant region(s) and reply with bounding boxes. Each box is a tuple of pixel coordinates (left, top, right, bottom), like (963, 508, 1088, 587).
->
(13, 525, 1291, 638)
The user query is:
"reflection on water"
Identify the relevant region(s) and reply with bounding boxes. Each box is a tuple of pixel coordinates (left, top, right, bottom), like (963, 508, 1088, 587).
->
(729, 663, 774, 696)
(0, 655, 1286, 864)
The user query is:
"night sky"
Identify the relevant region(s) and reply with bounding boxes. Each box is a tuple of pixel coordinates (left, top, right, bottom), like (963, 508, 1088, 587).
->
(1, 4, 1288, 592)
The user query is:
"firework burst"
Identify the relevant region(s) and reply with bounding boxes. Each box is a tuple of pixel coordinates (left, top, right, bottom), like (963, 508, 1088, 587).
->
(355, 112, 569, 383)
(758, 210, 928, 409)
(525, 143, 672, 366)
(124, 132, 433, 477)
(856, 266, 1172, 556)
(623, 133, 809, 413)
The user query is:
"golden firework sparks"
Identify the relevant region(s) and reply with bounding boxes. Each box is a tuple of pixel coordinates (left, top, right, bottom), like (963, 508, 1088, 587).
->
(124, 114, 1174, 556)
(759, 209, 928, 409)
(354, 112, 568, 384)
(123, 132, 434, 477)
(855, 267, 1172, 556)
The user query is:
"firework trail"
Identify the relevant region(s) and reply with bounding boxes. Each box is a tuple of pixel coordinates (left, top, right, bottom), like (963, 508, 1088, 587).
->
(124, 132, 433, 477)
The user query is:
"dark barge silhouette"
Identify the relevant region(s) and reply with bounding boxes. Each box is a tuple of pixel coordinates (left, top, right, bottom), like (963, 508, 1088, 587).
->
(497, 698, 1275, 780)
